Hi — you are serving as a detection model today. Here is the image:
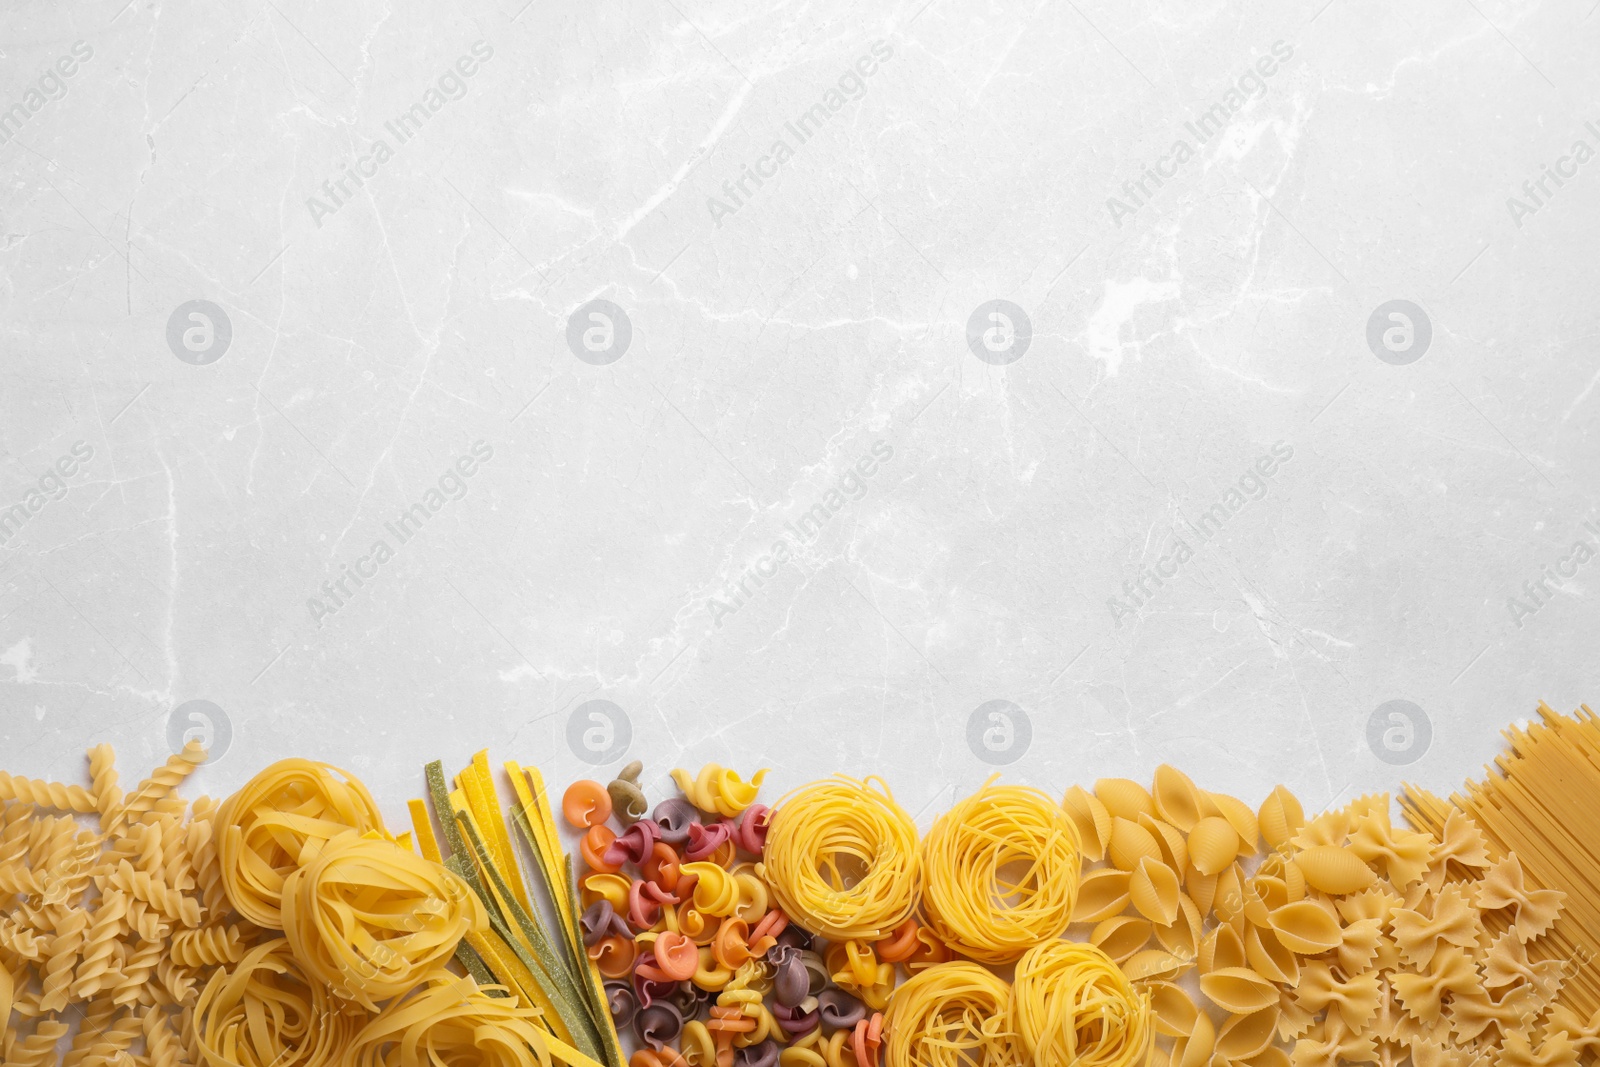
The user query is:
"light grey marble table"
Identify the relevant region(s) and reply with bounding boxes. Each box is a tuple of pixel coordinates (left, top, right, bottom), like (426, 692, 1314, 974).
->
(2, 0, 1596, 830)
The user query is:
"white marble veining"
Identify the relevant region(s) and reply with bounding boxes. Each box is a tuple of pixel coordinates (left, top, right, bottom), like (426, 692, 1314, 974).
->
(2, 0, 1598, 829)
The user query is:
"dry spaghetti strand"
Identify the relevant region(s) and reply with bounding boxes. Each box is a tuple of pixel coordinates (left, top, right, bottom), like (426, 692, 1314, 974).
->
(760, 775, 921, 943)
(1011, 940, 1151, 1067)
(1401, 701, 1600, 1022)
(882, 961, 1018, 1067)
(919, 778, 1082, 963)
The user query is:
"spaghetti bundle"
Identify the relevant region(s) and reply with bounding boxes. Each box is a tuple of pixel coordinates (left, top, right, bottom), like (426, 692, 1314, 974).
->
(1011, 941, 1151, 1067)
(217, 758, 389, 928)
(882, 962, 1017, 1067)
(760, 776, 922, 942)
(920, 780, 1082, 963)
(281, 831, 487, 1010)
(1401, 702, 1600, 1023)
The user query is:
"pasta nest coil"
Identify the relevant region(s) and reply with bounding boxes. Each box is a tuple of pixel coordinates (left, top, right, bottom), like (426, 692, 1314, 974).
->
(760, 775, 922, 943)
(919, 779, 1083, 963)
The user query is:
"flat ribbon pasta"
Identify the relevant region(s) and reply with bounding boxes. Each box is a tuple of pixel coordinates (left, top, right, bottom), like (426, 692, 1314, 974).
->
(346, 970, 554, 1067)
(281, 831, 486, 1011)
(194, 937, 362, 1067)
(217, 758, 389, 928)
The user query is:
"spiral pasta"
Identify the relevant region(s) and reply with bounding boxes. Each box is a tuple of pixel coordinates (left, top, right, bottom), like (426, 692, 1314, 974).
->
(882, 962, 1016, 1067)
(280, 831, 486, 1010)
(88, 743, 123, 830)
(761, 776, 921, 942)
(216, 758, 389, 928)
(919, 780, 1082, 963)
(194, 937, 359, 1067)
(1011, 941, 1152, 1067)
(5, 1019, 70, 1067)
(345, 970, 554, 1067)
(0, 771, 98, 813)
(114, 741, 208, 828)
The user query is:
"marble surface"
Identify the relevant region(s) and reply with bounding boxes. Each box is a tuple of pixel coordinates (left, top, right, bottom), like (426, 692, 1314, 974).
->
(3, 0, 1598, 831)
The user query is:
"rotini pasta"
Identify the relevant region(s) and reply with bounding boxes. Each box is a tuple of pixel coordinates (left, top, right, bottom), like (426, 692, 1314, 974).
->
(112, 741, 208, 830)
(170, 924, 249, 968)
(761, 776, 921, 942)
(0, 772, 98, 813)
(88, 743, 123, 831)
(919, 779, 1082, 963)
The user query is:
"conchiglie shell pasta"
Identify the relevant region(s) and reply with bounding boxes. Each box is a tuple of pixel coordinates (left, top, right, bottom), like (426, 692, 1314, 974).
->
(1139, 813, 1188, 874)
(1152, 765, 1210, 832)
(1292, 845, 1376, 895)
(1217, 1006, 1280, 1060)
(1244, 874, 1286, 926)
(1129, 857, 1182, 926)
(1206, 793, 1260, 854)
(1173, 1010, 1215, 1067)
(1146, 980, 1200, 1038)
(1243, 921, 1300, 986)
(1186, 817, 1239, 876)
(1095, 778, 1156, 822)
(1199, 967, 1278, 1014)
(1213, 864, 1247, 925)
(1185, 865, 1219, 915)
(1198, 922, 1246, 974)
(1258, 785, 1305, 852)
(1122, 948, 1190, 982)
(1091, 915, 1153, 962)
(1154, 893, 1202, 960)
(1268, 900, 1343, 954)
(1109, 818, 1162, 873)
(1063, 786, 1112, 862)
(1073, 868, 1133, 923)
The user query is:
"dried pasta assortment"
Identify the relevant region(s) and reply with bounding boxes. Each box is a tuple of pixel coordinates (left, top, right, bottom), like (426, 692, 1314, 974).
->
(8, 703, 1600, 1067)
(0, 747, 624, 1067)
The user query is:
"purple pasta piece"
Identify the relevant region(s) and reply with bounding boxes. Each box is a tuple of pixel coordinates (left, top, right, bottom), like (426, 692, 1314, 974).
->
(633, 971, 679, 1010)
(771, 1002, 820, 1037)
(581, 899, 630, 946)
(604, 980, 638, 1028)
(651, 797, 701, 845)
(603, 819, 661, 867)
(635, 1002, 684, 1051)
(684, 818, 734, 862)
(736, 1041, 780, 1067)
(816, 988, 866, 1030)
(767, 946, 809, 1007)
(667, 979, 712, 1019)
(734, 804, 771, 854)
(773, 924, 813, 951)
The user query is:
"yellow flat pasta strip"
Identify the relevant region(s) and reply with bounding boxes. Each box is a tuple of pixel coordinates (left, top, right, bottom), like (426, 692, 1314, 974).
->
(526, 766, 577, 934)
(408, 797, 442, 864)
(540, 1028, 611, 1067)
(464, 925, 573, 1041)
(464, 751, 533, 912)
